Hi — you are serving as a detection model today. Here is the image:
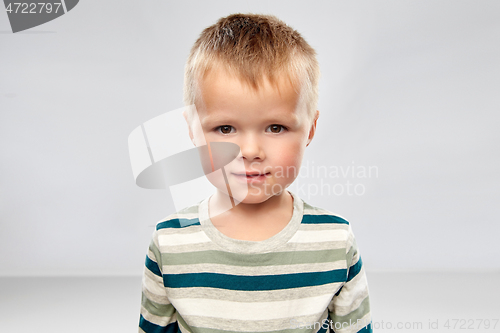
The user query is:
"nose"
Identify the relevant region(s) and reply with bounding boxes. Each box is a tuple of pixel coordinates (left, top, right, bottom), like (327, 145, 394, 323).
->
(237, 133, 265, 161)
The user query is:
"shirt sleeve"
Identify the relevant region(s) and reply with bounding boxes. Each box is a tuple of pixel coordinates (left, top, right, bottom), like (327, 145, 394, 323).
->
(139, 230, 178, 333)
(328, 225, 372, 333)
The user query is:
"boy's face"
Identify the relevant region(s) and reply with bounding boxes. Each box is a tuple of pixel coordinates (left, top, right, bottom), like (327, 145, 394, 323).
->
(186, 68, 318, 204)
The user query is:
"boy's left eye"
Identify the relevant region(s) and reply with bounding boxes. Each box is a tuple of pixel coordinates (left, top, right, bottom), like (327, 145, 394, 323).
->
(266, 125, 287, 133)
(215, 125, 235, 135)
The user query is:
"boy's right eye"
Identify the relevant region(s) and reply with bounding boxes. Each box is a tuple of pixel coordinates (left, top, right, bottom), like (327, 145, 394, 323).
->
(215, 125, 235, 135)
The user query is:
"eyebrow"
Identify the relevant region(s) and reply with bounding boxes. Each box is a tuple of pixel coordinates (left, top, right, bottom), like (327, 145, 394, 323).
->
(200, 115, 239, 127)
(202, 112, 299, 125)
(265, 113, 299, 123)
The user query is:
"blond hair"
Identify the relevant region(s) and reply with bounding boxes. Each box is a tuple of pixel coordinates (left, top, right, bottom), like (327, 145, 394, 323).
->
(184, 13, 320, 123)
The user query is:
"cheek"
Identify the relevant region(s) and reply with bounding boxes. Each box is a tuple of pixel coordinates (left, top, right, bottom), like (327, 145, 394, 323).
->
(273, 141, 305, 177)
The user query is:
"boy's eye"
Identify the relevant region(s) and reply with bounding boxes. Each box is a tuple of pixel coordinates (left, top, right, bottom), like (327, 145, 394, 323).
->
(267, 124, 287, 134)
(216, 125, 235, 135)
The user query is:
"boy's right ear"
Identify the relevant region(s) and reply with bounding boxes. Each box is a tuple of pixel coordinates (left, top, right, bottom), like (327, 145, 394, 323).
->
(182, 110, 195, 146)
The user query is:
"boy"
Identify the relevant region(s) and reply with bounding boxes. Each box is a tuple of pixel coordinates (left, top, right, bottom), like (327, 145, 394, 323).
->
(139, 14, 371, 333)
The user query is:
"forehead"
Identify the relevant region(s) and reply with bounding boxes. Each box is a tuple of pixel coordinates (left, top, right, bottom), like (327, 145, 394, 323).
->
(196, 67, 303, 118)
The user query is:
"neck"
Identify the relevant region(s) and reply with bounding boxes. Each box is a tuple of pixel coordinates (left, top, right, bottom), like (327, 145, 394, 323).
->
(209, 190, 292, 220)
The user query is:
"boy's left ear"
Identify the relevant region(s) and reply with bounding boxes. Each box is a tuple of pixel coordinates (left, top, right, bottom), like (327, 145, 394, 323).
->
(306, 110, 320, 147)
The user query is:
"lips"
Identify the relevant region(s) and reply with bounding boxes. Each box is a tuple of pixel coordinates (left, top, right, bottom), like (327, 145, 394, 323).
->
(230, 171, 271, 184)
(233, 172, 271, 177)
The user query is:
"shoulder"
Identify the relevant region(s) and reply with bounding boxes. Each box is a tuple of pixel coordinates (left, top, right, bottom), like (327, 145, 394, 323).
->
(155, 201, 202, 231)
(291, 196, 354, 253)
(150, 199, 215, 255)
(301, 199, 351, 227)
(294, 195, 362, 257)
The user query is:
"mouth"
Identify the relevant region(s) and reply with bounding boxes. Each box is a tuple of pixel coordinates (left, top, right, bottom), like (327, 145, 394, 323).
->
(232, 172, 271, 177)
(231, 172, 271, 182)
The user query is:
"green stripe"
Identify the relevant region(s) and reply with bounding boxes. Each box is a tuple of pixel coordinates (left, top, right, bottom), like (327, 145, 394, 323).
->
(148, 240, 163, 271)
(141, 293, 176, 317)
(162, 249, 346, 267)
(176, 313, 191, 333)
(182, 323, 327, 333)
(184, 327, 325, 333)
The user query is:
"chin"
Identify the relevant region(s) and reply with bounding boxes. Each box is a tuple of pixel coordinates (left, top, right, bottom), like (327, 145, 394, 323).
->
(237, 189, 284, 205)
(237, 194, 271, 205)
(214, 181, 286, 205)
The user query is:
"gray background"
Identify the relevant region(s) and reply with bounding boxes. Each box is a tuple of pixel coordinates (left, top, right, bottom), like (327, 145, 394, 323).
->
(1, 1, 499, 332)
(1, 0, 499, 275)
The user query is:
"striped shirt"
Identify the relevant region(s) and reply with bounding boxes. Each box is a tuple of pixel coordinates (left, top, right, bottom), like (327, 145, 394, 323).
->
(139, 191, 372, 333)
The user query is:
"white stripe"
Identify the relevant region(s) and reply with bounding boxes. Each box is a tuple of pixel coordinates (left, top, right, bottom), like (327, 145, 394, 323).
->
(170, 293, 333, 321)
(166, 283, 341, 303)
(289, 229, 348, 243)
(299, 223, 349, 231)
(159, 241, 221, 254)
(158, 231, 211, 246)
(332, 266, 368, 308)
(143, 269, 168, 298)
(281, 241, 347, 252)
(157, 225, 203, 236)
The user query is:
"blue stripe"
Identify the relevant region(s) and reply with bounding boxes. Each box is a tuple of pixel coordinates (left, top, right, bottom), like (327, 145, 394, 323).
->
(302, 214, 349, 225)
(157, 218, 200, 230)
(347, 257, 363, 282)
(145, 255, 162, 277)
(139, 314, 178, 333)
(163, 269, 347, 291)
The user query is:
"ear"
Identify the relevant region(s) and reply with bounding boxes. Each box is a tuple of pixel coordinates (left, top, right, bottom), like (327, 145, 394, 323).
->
(182, 110, 195, 146)
(306, 110, 320, 147)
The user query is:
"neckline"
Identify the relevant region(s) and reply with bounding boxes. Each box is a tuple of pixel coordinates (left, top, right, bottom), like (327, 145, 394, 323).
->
(198, 190, 304, 254)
